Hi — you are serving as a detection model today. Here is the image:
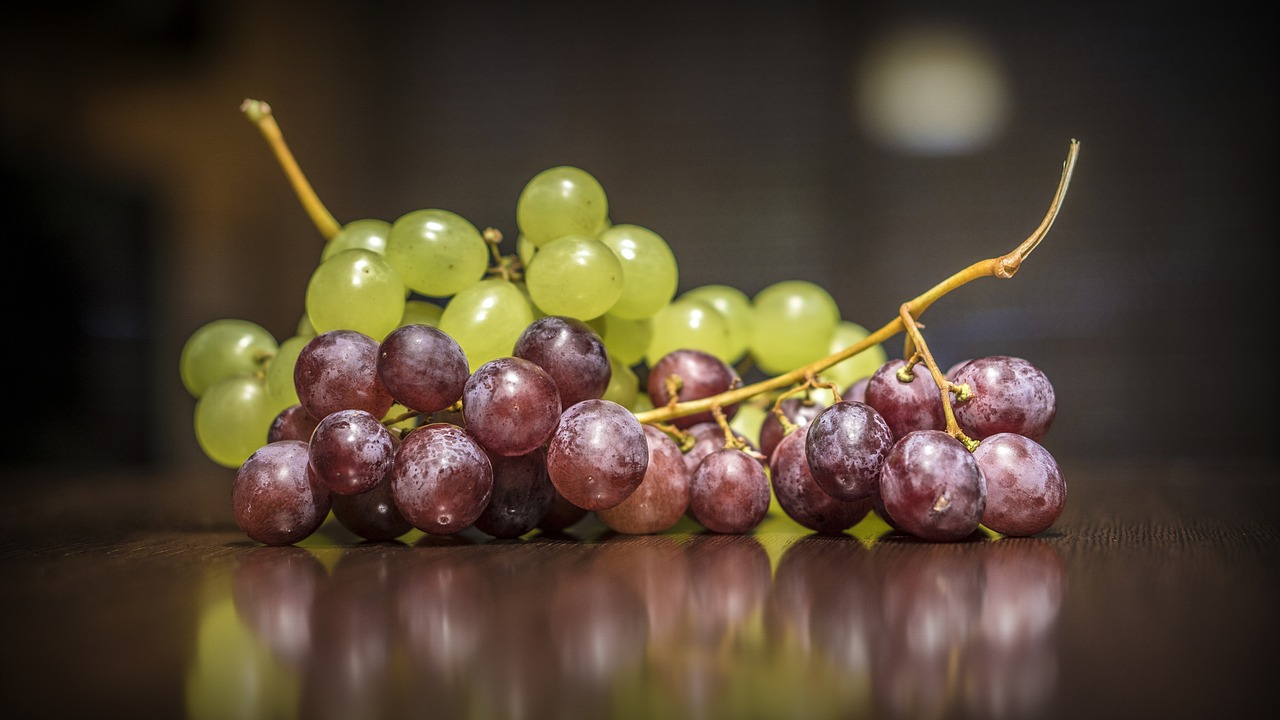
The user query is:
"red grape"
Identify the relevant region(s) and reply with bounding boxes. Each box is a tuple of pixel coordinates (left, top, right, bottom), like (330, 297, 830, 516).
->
(233, 440, 332, 546)
(879, 430, 986, 542)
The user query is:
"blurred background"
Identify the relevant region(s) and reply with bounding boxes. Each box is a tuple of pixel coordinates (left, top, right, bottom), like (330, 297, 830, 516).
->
(1, 0, 1274, 488)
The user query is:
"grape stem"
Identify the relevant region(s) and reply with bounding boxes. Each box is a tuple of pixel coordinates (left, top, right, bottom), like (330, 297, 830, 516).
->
(635, 138, 1080, 427)
(898, 304, 977, 450)
(241, 99, 343, 240)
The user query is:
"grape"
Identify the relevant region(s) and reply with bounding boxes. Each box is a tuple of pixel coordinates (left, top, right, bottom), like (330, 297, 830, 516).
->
(864, 358, 945, 440)
(597, 425, 691, 534)
(390, 423, 494, 535)
(749, 280, 841, 375)
(516, 166, 609, 247)
(307, 409, 396, 495)
(180, 318, 277, 398)
(474, 447, 555, 539)
(232, 440, 331, 546)
(321, 218, 391, 261)
(399, 299, 444, 328)
(951, 356, 1056, 442)
(600, 354, 639, 408)
(385, 208, 490, 297)
(330, 471, 413, 542)
(194, 373, 278, 468)
(537, 486, 590, 533)
(377, 323, 469, 414)
(596, 313, 653, 367)
(679, 284, 754, 364)
(438, 278, 536, 372)
(545, 399, 648, 511)
(845, 376, 870, 403)
(758, 396, 827, 461)
(267, 403, 320, 444)
(264, 335, 309, 412)
(681, 421, 758, 475)
(879, 430, 986, 542)
(305, 248, 406, 341)
(513, 315, 611, 407)
(294, 329, 395, 421)
(971, 433, 1065, 536)
(804, 400, 895, 501)
(688, 448, 771, 534)
(596, 223, 679, 320)
(645, 296, 735, 366)
(770, 425, 873, 534)
(524, 234, 624, 320)
(820, 321, 888, 391)
(462, 356, 562, 457)
(646, 348, 741, 429)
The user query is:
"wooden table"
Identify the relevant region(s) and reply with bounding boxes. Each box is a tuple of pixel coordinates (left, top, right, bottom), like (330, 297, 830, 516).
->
(2, 458, 1276, 719)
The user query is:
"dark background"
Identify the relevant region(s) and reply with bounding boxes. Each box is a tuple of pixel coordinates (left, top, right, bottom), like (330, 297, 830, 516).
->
(0, 0, 1274, 485)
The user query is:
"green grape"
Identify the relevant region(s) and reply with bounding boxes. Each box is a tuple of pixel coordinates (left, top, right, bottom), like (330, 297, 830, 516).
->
(749, 280, 841, 375)
(439, 278, 535, 371)
(597, 223, 679, 320)
(193, 374, 277, 469)
(820, 320, 889, 390)
(179, 318, 278, 398)
(645, 297, 734, 366)
(385, 208, 489, 297)
(516, 233, 537, 270)
(680, 284, 754, 363)
(296, 312, 316, 338)
(400, 298, 444, 327)
(320, 218, 391, 262)
(629, 390, 655, 413)
(524, 234, 623, 320)
(597, 312, 653, 367)
(601, 353, 639, 408)
(516, 166, 609, 247)
(264, 334, 309, 412)
(305, 248, 406, 341)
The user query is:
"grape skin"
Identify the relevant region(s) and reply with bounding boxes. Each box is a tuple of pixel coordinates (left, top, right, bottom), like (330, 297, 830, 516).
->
(307, 409, 396, 496)
(681, 421, 758, 475)
(546, 399, 649, 511)
(267, 404, 320, 444)
(646, 348, 741, 429)
(804, 400, 895, 501)
(391, 423, 494, 536)
(473, 447, 555, 539)
(233, 440, 332, 546)
(598, 425, 691, 535)
(951, 356, 1056, 442)
(294, 329, 394, 421)
(971, 432, 1065, 536)
(879, 430, 987, 542)
(330, 472, 412, 542)
(462, 356, 562, 457)
(689, 448, 771, 534)
(759, 397, 827, 461)
(770, 426, 873, 534)
(864, 358, 946, 441)
(513, 315, 612, 408)
(377, 323, 470, 414)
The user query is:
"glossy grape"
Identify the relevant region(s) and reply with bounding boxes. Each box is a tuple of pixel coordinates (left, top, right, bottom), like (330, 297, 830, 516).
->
(759, 397, 827, 461)
(513, 315, 611, 407)
(770, 426, 873, 534)
(646, 348, 741, 429)
(233, 440, 331, 546)
(546, 399, 648, 511)
(294, 329, 394, 421)
(474, 447, 555, 539)
(804, 400, 895, 501)
(864, 358, 946, 440)
(689, 448, 771, 534)
(305, 248, 405, 341)
(820, 321, 888, 391)
(264, 334, 309, 412)
(645, 296, 735, 366)
(462, 356, 562, 457)
(971, 432, 1065, 536)
(951, 356, 1056, 441)
(596, 313, 653, 367)
(681, 421, 759, 475)
(180, 318, 277, 398)
(321, 218, 390, 261)
(391, 423, 494, 535)
(597, 425, 691, 534)
(879, 430, 987, 542)
(307, 409, 396, 495)
(524, 234, 624, 320)
(330, 471, 413, 542)
(194, 373, 278, 468)
(679, 284, 754, 363)
(385, 208, 489, 298)
(516, 166, 609, 247)
(596, 223, 679, 320)
(749, 280, 841, 375)
(267, 404, 320, 444)
(438, 278, 536, 372)
(377, 323, 469, 414)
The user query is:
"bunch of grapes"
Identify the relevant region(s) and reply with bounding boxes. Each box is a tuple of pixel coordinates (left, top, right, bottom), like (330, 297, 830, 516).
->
(179, 101, 1075, 546)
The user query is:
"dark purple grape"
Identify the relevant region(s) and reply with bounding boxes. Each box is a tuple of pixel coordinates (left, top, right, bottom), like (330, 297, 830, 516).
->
(864, 358, 945, 441)
(879, 430, 986, 542)
(537, 486, 590, 533)
(330, 474, 412, 542)
(391, 423, 494, 535)
(844, 376, 870, 403)
(513, 315, 612, 407)
(951, 356, 1056, 442)
(770, 426, 873, 534)
(473, 447, 555, 539)
(759, 397, 826, 461)
(233, 440, 332, 546)
(682, 421, 759, 474)
(689, 448, 771, 534)
(377, 323, 469, 414)
(461, 356, 562, 457)
(268, 403, 320, 443)
(597, 424, 691, 534)
(804, 400, 895, 501)
(971, 432, 1065, 536)
(308, 409, 396, 495)
(546, 399, 649, 511)
(294, 329, 394, 421)
(646, 348, 741, 429)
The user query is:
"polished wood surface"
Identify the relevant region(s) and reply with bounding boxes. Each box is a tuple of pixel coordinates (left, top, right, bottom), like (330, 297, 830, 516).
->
(2, 459, 1276, 719)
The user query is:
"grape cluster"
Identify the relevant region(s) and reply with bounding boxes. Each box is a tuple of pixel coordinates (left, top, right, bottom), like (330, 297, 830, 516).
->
(181, 161, 1065, 546)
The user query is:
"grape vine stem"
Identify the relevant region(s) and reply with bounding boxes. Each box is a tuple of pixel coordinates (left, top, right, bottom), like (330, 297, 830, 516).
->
(634, 138, 1080, 427)
(242, 99, 343, 240)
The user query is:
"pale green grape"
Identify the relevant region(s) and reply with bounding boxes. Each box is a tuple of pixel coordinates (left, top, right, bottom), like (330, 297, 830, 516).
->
(597, 223, 679, 320)
(400, 299, 444, 328)
(439, 278, 535, 371)
(385, 209, 489, 297)
(600, 353, 639, 408)
(516, 233, 537, 270)
(264, 335, 309, 412)
(597, 313, 653, 367)
(524, 234, 623, 320)
(305, 248, 406, 341)
(680, 284, 754, 363)
(193, 374, 277, 469)
(179, 318, 278, 398)
(749, 280, 841, 375)
(629, 391, 655, 413)
(820, 321, 889, 390)
(516, 166, 609, 247)
(321, 218, 391, 262)
(296, 312, 316, 338)
(645, 297, 734, 366)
